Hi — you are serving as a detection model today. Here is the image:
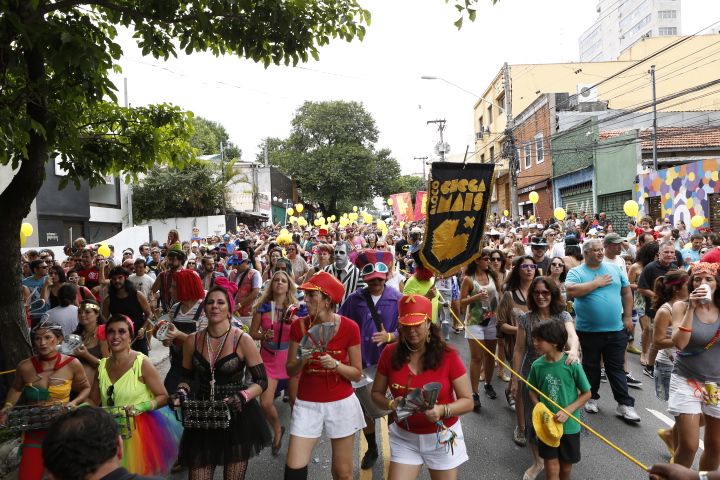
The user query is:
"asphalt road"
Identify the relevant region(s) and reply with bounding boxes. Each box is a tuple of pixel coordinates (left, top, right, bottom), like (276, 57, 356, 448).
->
(155, 324, 703, 480)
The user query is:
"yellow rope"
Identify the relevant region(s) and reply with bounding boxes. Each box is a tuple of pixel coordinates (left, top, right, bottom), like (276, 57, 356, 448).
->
(439, 293, 648, 473)
(0, 369, 16, 375)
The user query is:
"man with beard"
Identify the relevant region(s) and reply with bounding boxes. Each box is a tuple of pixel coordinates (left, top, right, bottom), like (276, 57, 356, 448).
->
(151, 249, 184, 314)
(323, 240, 365, 306)
(102, 266, 154, 355)
(77, 248, 102, 300)
(198, 254, 225, 291)
(338, 249, 401, 470)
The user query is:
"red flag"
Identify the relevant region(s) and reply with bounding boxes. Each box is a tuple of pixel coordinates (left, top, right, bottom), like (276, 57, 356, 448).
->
(391, 193, 414, 222)
(414, 191, 427, 221)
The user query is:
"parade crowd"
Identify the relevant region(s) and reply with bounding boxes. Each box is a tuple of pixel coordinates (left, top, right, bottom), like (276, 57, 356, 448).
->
(3, 211, 720, 480)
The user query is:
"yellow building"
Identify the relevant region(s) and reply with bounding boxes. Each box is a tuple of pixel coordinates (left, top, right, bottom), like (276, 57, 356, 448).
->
(473, 34, 720, 216)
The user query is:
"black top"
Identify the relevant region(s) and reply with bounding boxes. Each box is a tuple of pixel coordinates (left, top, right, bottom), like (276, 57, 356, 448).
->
(638, 259, 678, 314)
(99, 466, 164, 480)
(108, 292, 145, 331)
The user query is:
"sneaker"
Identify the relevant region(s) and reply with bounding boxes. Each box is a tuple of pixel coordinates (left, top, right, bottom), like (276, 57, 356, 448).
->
(360, 447, 379, 469)
(484, 383, 497, 399)
(600, 367, 608, 383)
(472, 392, 482, 411)
(626, 372, 643, 388)
(585, 399, 598, 413)
(498, 370, 511, 382)
(616, 404, 641, 422)
(643, 365, 654, 378)
(627, 346, 642, 355)
(505, 390, 516, 410)
(513, 426, 527, 446)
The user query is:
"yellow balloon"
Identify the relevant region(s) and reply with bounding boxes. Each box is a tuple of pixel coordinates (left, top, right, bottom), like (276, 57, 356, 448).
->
(349, 213, 358, 221)
(503, 210, 509, 217)
(489, 215, 494, 220)
(317, 212, 323, 217)
(529, 215, 536, 222)
(343, 213, 348, 218)
(387, 199, 394, 206)
(298, 218, 307, 226)
(529, 191, 539, 204)
(382, 229, 388, 236)
(280, 228, 289, 235)
(286, 207, 294, 216)
(623, 200, 639, 217)
(554, 207, 566, 221)
(20, 231, 26, 247)
(353, 206, 358, 212)
(691, 215, 705, 229)
(377, 220, 386, 229)
(296, 204, 304, 213)
(21, 223, 33, 237)
(400, 221, 405, 228)
(98, 245, 111, 257)
(313, 219, 320, 226)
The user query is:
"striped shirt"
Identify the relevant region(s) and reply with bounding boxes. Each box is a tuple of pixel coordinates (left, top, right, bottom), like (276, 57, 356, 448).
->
(323, 263, 366, 307)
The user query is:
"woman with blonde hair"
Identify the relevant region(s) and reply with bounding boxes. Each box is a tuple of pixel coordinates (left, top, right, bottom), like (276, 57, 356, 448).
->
(249, 270, 304, 455)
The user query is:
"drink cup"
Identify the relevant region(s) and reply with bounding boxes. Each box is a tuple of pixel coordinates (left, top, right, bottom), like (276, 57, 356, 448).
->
(698, 284, 713, 304)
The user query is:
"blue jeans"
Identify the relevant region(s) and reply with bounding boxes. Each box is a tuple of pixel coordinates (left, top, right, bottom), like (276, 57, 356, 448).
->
(577, 329, 635, 407)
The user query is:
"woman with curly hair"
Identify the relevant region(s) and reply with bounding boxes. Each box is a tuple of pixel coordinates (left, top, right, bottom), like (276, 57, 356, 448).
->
(370, 294, 473, 480)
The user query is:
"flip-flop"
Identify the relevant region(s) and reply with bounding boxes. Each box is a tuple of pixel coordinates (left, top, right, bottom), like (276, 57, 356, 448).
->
(658, 428, 675, 455)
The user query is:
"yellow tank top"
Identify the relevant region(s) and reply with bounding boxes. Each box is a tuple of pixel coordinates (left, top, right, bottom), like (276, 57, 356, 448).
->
(98, 354, 155, 407)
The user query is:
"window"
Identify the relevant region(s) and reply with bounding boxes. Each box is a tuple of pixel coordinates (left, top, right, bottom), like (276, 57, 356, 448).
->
(487, 106, 493, 125)
(480, 153, 485, 163)
(496, 93, 505, 117)
(579, 25, 602, 49)
(489, 146, 495, 162)
(524, 142, 533, 169)
(659, 27, 678, 35)
(535, 133, 544, 164)
(658, 10, 676, 18)
(478, 116, 483, 129)
(89, 175, 121, 208)
(624, 14, 652, 38)
(619, 0, 651, 29)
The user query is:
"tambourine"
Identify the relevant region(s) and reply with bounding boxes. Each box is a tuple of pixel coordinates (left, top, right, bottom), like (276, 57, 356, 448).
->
(154, 320, 172, 341)
(56, 334, 83, 355)
(2, 403, 66, 432)
(152, 313, 172, 329)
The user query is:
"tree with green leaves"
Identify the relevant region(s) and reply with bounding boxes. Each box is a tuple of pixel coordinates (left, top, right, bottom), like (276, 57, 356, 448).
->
(190, 117, 242, 161)
(0, 0, 370, 373)
(272, 100, 402, 216)
(393, 175, 427, 203)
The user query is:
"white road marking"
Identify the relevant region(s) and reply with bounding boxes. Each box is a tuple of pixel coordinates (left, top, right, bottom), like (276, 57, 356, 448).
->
(646, 408, 704, 451)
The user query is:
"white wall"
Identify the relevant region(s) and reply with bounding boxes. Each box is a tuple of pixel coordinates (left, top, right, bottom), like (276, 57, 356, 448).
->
(138, 215, 227, 243)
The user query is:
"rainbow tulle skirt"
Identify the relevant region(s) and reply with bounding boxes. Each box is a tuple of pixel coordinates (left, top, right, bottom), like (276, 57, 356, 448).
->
(122, 406, 183, 475)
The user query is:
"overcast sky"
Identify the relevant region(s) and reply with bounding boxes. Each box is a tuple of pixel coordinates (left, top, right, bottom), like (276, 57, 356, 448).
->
(108, 0, 708, 176)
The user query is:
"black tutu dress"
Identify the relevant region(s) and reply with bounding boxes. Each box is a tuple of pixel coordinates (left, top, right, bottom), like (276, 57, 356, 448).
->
(178, 332, 272, 469)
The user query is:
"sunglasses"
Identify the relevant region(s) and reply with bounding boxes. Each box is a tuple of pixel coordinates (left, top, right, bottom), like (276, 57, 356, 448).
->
(361, 262, 389, 276)
(520, 264, 538, 270)
(490, 257, 503, 261)
(151, 251, 160, 254)
(106, 385, 115, 407)
(597, 235, 605, 239)
(480, 256, 490, 261)
(532, 290, 551, 297)
(38, 265, 48, 269)
(550, 263, 564, 267)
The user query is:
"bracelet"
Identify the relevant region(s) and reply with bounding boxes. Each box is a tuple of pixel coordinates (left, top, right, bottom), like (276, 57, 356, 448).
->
(387, 332, 392, 343)
(388, 400, 394, 410)
(240, 389, 252, 404)
(678, 326, 693, 332)
(263, 331, 269, 340)
(4, 402, 12, 407)
(446, 405, 452, 418)
(699, 472, 709, 480)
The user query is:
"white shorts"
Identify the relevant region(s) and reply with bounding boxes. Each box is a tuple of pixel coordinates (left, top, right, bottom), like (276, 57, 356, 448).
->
(667, 373, 720, 419)
(290, 395, 366, 439)
(465, 318, 497, 341)
(388, 421, 468, 470)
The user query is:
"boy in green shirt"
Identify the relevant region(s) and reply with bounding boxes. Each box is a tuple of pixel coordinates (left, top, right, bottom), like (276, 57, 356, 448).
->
(528, 319, 592, 480)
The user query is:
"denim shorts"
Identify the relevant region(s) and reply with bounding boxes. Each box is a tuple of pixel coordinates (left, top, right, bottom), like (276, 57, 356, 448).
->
(654, 362, 673, 402)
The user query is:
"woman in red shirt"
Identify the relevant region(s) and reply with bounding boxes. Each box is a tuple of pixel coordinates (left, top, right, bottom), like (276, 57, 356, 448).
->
(285, 272, 364, 480)
(371, 294, 473, 480)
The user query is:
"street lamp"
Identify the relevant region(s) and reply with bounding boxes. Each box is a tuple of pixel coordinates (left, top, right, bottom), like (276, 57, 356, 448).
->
(421, 74, 519, 223)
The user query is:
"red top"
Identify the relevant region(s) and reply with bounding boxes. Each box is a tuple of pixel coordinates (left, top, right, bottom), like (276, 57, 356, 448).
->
(290, 315, 360, 403)
(377, 343, 466, 434)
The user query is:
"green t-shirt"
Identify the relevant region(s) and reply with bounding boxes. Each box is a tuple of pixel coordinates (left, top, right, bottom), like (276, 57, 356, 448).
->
(526, 354, 591, 435)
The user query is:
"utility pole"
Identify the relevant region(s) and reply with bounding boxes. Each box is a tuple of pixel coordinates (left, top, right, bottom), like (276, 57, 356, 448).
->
(124, 77, 133, 228)
(427, 119, 447, 162)
(649, 65, 658, 171)
(502, 62, 519, 223)
(414, 156, 429, 179)
(220, 141, 227, 215)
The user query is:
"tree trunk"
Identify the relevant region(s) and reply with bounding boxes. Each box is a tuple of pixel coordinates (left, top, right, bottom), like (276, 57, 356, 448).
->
(0, 47, 48, 385)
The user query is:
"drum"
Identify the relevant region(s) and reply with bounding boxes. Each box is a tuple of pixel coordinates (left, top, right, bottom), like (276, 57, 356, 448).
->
(3, 403, 66, 432)
(154, 320, 171, 341)
(179, 400, 231, 429)
(96, 406, 137, 439)
(352, 365, 392, 419)
(55, 334, 83, 355)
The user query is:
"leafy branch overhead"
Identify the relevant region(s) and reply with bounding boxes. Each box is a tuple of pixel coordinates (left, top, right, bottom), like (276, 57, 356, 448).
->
(448, 0, 500, 29)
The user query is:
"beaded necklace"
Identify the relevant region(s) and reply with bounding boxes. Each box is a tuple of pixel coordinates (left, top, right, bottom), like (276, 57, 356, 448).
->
(676, 325, 720, 357)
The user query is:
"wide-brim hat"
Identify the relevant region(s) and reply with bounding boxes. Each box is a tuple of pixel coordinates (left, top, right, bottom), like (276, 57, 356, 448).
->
(355, 249, 393, 281)
(297, 271, 345, 305)
(532, 402, 563, 448)
(398, 294, 432, 326)
(529, 237, 550, 247)
(237, 239, 250, 250)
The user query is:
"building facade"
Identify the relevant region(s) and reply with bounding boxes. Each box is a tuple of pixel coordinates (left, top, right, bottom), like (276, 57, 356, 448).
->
(579, 0, 682, 62)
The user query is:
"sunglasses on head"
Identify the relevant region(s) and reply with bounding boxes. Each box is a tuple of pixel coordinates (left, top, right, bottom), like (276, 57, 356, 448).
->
(361, 262, 389, 276)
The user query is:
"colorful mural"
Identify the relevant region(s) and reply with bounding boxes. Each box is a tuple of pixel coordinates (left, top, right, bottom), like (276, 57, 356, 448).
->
(635, 158, 720, 230)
